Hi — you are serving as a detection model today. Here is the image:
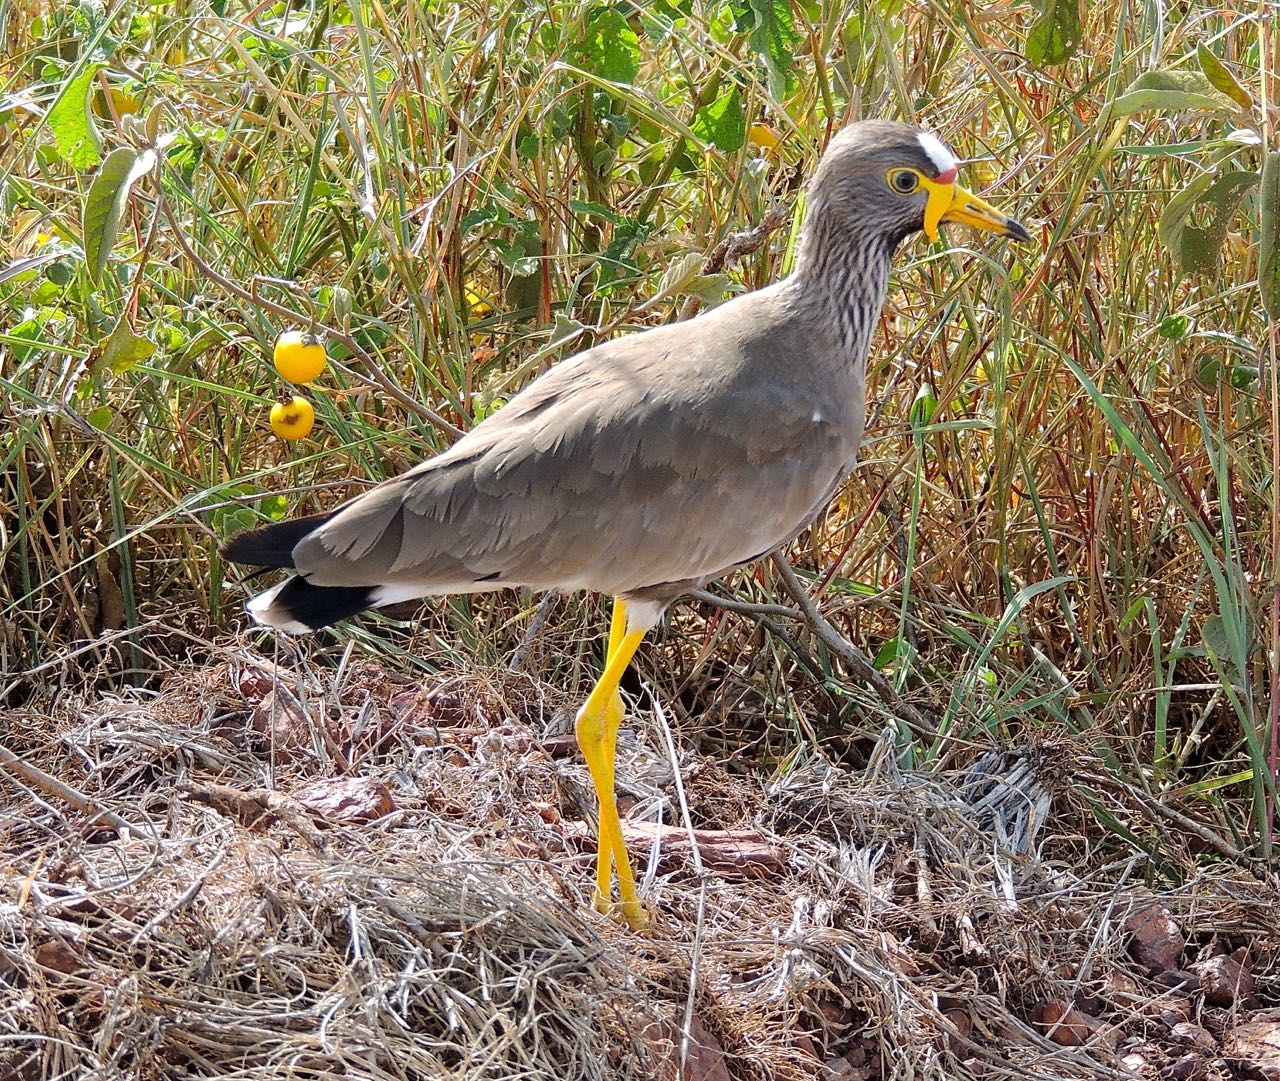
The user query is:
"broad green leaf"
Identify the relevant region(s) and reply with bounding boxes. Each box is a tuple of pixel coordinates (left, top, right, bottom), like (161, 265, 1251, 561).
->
(1259, 152, 1280, 319)
(496, 241, 538, 278)
(569, 199, 624, 225)
(574, 7, 640, 84)
(260, 494, 289, 521)
(652, 251, 705, 301)
(1196, 44, 1253, 109)
(98, 315, 156, 374)
(686, 272, 733, 308)
(873, 636, 917, 670)
(83, 146, 156, 285)
(909, 382, 938, 430)
(1025, 0, 1081, 65)
(691, 86, 746, 152)
(731, 0, 801, 99)
(6, 309, 57, 363)
(86, 405, 113, 430)
(1201, 614, 1249, 679)
(1157, 170, 1257, 273)
(1110, 69, 1236, 116)
(48, 63, 105, 169)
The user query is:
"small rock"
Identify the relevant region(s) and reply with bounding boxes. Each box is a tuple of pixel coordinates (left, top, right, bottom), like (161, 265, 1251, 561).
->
(1223, 1010, 1280, 1080)
(293, 776, 395, 823)
(1170, 1021, 1215, 1052)
(942, 1007, 972, 1055)
(33, 940, 84, 978)
(249, 688, 312, 761)
(1120, 1051, 1150, 1073)
(1154, 969, 1201, 992)
(642, 1015, 733, 1081)
(1190, 949, 1253, 1007)
(1031, 1000, 1112, 1048)
(1099, 970, 1143, 1011)
(532, 801, 561, 825)
(1123, 891, 1186, 974)
(1164, 1053, 1204, 1081)
(824, 1055, 874, 1081)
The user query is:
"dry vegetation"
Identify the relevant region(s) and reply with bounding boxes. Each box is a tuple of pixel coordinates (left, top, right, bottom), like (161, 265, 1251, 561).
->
(2, 0, 1279, 1077)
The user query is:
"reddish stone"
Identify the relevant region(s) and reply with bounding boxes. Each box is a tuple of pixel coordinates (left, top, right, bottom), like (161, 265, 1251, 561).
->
(293, 776, 395, 824)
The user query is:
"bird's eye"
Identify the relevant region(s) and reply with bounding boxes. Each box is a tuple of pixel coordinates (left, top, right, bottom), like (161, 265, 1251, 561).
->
(889, 169, 919, 194)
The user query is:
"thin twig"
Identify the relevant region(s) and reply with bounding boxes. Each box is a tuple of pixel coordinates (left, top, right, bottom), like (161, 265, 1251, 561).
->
(676, 200, 794, 321)
(0, 741, 138, 837)
(770, 552, 938, 738)
(508, 592, 560, 673)
(648, 690, 708, 1080)
(1078, 769, 1275, 884)
(687, 588, 798, 620)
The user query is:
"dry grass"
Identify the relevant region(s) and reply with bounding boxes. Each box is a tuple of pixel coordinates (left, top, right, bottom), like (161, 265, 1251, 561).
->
(3, 654, 1278, 1078)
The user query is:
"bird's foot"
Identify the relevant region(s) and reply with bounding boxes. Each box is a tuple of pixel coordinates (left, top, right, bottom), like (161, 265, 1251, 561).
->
(592, 890, 653, 930)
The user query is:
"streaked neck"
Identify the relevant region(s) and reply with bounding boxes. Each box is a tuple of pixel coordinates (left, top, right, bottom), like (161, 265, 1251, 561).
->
(787, 195, 897, 367)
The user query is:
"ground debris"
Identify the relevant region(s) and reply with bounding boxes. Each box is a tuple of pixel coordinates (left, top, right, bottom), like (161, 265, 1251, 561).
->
(1223, 1010, 1280, 1079)
(2, 660, 1278, 1081)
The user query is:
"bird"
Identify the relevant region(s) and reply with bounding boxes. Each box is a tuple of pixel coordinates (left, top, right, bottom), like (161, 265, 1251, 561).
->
(221, 120, 1030, 929)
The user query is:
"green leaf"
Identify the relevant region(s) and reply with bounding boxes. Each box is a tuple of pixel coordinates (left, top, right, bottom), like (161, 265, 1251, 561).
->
(873, 636, 917, 670)
(1157, 314, 1190, 340)
(260, 494, 289, 521)
(1259, 152, 1280, 320)
(909, 382, 939, 430)
(98, 315, 156, 374)
(85, 405, 113, 430)
(1110, 69, 1236, 116)
(731, 0, 801, 99)
(574, 7, 640, 84)
(1157, 170, 1257, 274)
(1196, 43, 1253, 109)
(48, 63, 105, 169)
(83, 146, 156, 285)
(569, 198, 624, 225)
(691, 86, 746, 152)
(1025, 0, 1082, 65)
(496, 242, 538, 278)
(6, 309, 56, 363)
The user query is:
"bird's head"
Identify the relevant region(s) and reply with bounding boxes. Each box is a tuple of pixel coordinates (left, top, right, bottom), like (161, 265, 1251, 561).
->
(808, 120, 1031, 247)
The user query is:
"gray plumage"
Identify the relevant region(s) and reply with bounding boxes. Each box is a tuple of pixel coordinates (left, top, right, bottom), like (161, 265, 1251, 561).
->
(224, 120, 1028, 629)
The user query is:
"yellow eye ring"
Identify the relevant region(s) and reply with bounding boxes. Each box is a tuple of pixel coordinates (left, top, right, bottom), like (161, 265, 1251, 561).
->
(888, 169, 920, 194)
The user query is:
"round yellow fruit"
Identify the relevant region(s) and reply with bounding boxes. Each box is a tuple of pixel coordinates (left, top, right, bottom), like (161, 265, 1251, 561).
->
(748, 123, 780, 150)
(270, 396, 315, 440)
(273, 331, 327, 383)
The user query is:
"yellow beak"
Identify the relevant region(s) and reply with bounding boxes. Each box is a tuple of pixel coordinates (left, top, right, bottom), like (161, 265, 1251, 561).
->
(920, 176, 1031, 244)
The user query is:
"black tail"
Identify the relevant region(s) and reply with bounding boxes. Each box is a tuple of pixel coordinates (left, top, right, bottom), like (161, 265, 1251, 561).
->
(220, 511, 335, 569)
(251, 575, 377, 631)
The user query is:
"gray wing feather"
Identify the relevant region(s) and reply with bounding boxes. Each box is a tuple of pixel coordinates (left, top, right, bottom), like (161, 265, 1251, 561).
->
(293, 293, 862, 595)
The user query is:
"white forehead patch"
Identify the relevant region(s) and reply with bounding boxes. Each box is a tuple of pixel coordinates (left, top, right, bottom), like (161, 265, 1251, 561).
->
(917, 131, 957, 176)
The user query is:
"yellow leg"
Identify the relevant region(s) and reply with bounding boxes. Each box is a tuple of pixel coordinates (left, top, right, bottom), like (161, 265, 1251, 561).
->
(594, 600, 628, 897)
(576, 598, 649, 928)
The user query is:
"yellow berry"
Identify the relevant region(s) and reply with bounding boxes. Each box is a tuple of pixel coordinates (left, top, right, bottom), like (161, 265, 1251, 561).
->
(270, 395, 315, 440)
(748, 123, 780, 150)
(273, 331, 327, 383)
(465, 282, 493, 317)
